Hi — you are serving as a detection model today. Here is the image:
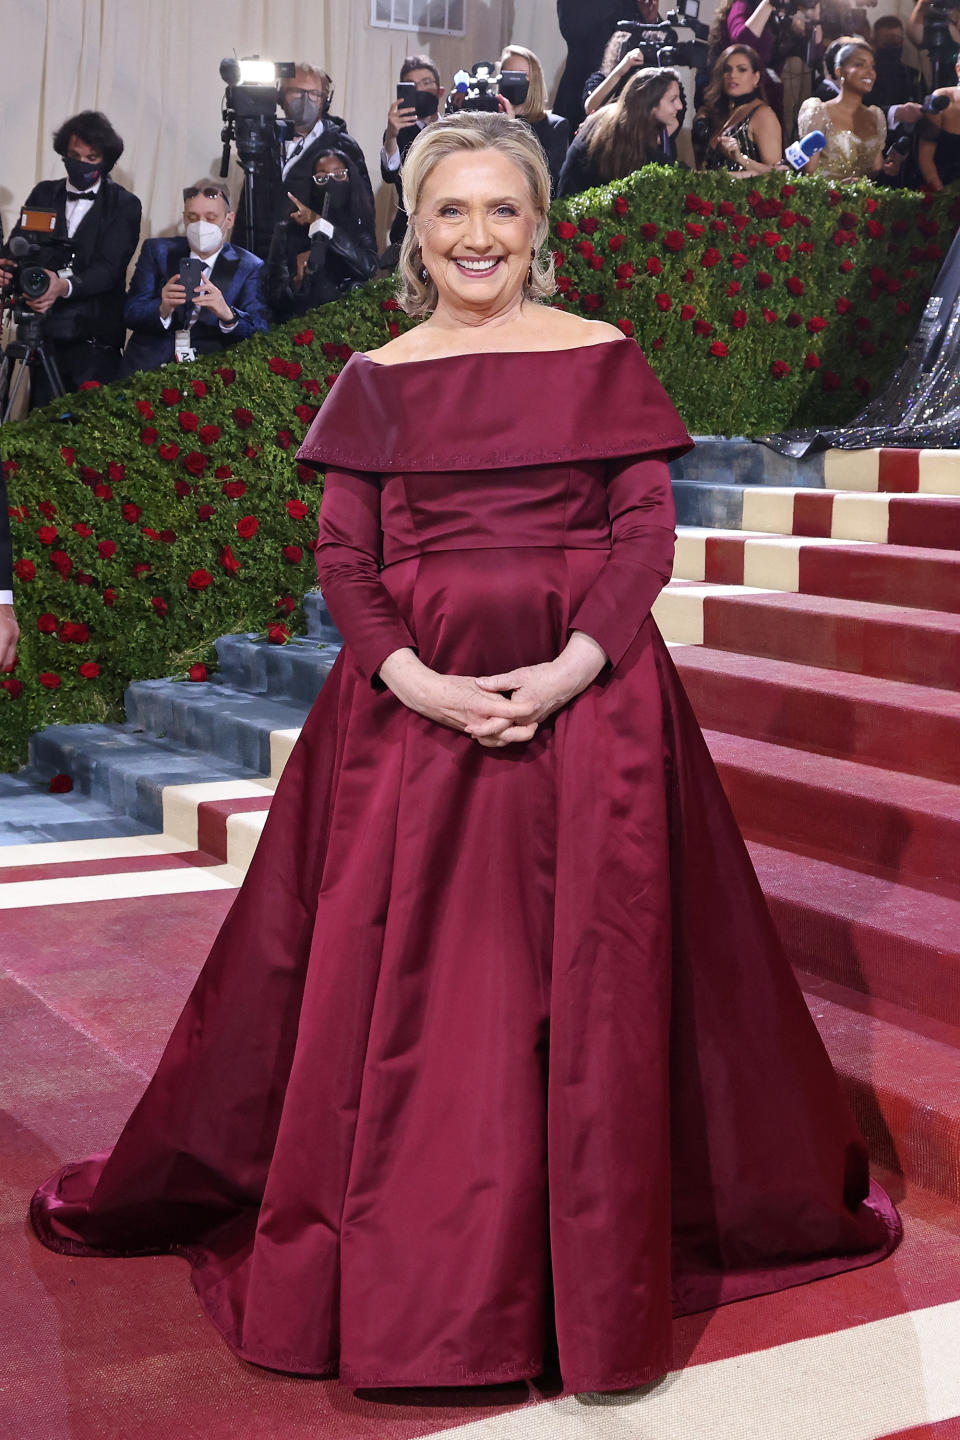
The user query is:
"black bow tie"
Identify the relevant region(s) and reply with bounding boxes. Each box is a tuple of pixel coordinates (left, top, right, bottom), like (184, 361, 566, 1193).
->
(65, 190, 96, 201)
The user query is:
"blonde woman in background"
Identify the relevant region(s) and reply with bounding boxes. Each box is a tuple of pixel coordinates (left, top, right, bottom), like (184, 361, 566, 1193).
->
(497, 44, 571, 191)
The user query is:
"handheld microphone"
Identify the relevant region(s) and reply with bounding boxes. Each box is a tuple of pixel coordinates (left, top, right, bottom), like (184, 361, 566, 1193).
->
(784, 130, 826, 170)
(884, 133, 913, 159)
(923, 92, 951, 114)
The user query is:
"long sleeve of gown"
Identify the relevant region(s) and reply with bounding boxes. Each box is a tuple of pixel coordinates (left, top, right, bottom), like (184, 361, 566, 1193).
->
(314, 467, 416, 684)
(568, 452, 676, 669)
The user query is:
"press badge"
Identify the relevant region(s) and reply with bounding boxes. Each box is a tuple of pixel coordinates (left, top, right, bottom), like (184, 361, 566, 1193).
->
(174, 329, 197, 363)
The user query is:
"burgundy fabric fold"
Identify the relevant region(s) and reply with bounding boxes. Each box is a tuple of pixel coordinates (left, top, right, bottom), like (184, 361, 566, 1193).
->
(31, 342, 900, 1393)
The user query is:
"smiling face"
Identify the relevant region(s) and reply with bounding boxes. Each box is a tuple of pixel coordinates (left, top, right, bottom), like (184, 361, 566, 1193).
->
(722, 51, 761, 98)
(652, 80, 683, 127)
(414, 148, 538, 319)
(838, 45, 876, 94)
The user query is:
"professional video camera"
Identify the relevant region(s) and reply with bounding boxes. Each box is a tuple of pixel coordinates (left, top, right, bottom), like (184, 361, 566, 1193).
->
(920, 0, 958, 85)
(615, 0, 711, 70)
(219, 55, 296, 255)
(447, 61, 531, 113)
(0, 210, 74, 420)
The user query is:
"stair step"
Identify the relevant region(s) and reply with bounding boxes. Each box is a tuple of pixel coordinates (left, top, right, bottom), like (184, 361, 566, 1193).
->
(709, 731, 960, 888)
(665, 588, 960, 690)
(214, 633, 338, 703)
(123, 679, 312, 774)
(303, 590, 343, 645)
(27, 722, 261, 832)
(749, 839, 960, 1027)
(675, 529, 960, 613)
(674, 482, 960, 551)
(675, 646, 960, 784)
(0, 770, 153, 847)
(800, 971, 960, 1202)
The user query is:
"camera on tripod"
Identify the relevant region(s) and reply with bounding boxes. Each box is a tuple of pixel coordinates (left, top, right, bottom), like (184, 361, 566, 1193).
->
(4, 211, 74, 305)
(616, 0, 711, 70)
(448, 62, 531, 113)
(219, 56, 296, 255)
(920, 0, 958, 82)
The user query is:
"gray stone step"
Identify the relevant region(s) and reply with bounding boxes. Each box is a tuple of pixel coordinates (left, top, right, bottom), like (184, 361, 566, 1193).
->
(669, 439, 825, 490)
(27, 722, 261, 832)
(303, 590, 343, 645)
(673, 479, 750, 530)
(0, 770, 153, 846)
(214, 632, 338, 704)
(123, 678, 311, 775)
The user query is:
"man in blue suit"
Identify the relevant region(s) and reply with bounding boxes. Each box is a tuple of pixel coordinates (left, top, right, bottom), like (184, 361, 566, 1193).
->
(122, 180, 269, 375)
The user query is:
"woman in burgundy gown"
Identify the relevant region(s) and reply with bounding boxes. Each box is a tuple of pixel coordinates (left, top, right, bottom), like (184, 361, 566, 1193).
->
(31, 111, 900, 1394)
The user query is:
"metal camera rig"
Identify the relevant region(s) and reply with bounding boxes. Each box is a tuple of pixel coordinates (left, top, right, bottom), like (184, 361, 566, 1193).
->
(616, 0, 711, 69)
(0, 221, 74, 422)
(219, 56, 296, 257)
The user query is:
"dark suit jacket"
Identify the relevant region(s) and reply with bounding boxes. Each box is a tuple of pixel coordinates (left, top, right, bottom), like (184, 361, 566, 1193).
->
(121, 237, 269, 375)
(5, 176, 141, 350)
(529, 113, 572, 194)
(0, 457, 11, 595)
(553, 0, 624, 127)
(381, 124, 421, 247)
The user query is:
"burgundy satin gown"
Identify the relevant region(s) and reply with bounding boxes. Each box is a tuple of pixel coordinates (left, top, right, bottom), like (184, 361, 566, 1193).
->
(31, 340, 900, 1391)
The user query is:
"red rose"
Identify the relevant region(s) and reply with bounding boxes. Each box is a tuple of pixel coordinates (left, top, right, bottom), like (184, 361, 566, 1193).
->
(286, 498, 309, 519)
(103, 588, 117, 607)
(275, 595, 296, 614)
(655, 292, 673, 311)
(774, 244, 791, 262)
(188, 663, 208, 682)
(197, 504, 216, 521)
(294, 403, 318, 424)
(37, 525, 58, 545)
(236, 515, 259, 539)
(78, 380, 100, 390)
(51, 550, 72, 575)
(233, 407, 254, 429)
(76, 571, 94, 587)
(686, 222, 706, 239)
(731, 309, 748, 329)
(244, 444, 261, 459)
(161, 387, 180, 406)
(555, 220, 577, 240)
(700, 248, 722, 269)
(39, 672, 61, 689)
(293, 328, 315, 345)
(762, 230, 779, 247)
(663, 229, 685, 252)
(860, 339, 876, 357)
(14, 558, 36, 581)
(693, 318, 713, 336)
(276, 429, 295, 450)
(640, 222, 659, 240)
(711, 219, 729, 235)
(806, 315, 827, 333)
(866, 219, 883, 239)
(140, 427, 158, 446)
(38, 500, 57, 519)
(49, 772, 72, 791)
(770, 360, 791, 379)
(131, 562, 151, 577)
(854, 316, 872, 332)
(680, 304, 696, 321)
(2, 679, 23, 698)
(804, 352, 820, 370)
(786, 312, 802, 328)
(151, 596, 168, 615)
(645, 256, 662, 276)
(581, 294, 603, 312)
(797, 241, 814, 255)
(615, 317, 634, 336)
(730, 252, 748, 269)
(835, 296, 852, 315)
(588, 254, 605, 271)
(158, 442, 180, 461)
(608, 233, 625, 252)
(613, 195, 629, 216)
(220, 545, 242, 574)
(198, 424, 221, 446)
(379, 298, 400, 312)
(781, 184, 796, 198)
(184, 451, 208, 476)
(79, 661, 100, 679)
(579, 215, 599, 235)
(282, 545, 304, 564)
(301, 378, 322, 396)
(575, 239, 595, 257)
(756, 272, 773, 289)
(80, 466, 100, 486)
(267, 623, 291, 645)
(762, 307, 778, 323)
(387, 321, 400, 338)
(178, 411, 199, 432)
(297, 463, 316, 483)
(779, 211, 797, 230)
(37, 612, 58, 633)
(895, 299, 911, 316)
(652, 337, 664, 350)
(136, 400, 155, 418)
(188, 569, 213, 590)
(72, 522, 93, 537)
(709, 341, 729, 358)
(122, 503, 141, 524)
(60, 446, 76, 466)
(268, 356, 288, 375)
(786, 276, 804, 295)
(159, 529, 176, 545)
(173, 480, 191, 499)
(214, 465, 232, 480)
(192, 379, 208, 398)
(97, 540, 117, 558)
(216, 367, 236, 385)
(727, 282, 742, 298)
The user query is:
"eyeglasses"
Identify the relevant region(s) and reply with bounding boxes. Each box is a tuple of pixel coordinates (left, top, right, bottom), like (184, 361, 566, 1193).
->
(183, 186, 230, 204)
(312, 169, 349, 184)
(286, 87, 326, 102)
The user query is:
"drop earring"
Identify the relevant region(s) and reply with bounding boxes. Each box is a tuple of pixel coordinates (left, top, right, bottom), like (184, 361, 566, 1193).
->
(416, 246, 428, 283)
(526, 247, 535, 287)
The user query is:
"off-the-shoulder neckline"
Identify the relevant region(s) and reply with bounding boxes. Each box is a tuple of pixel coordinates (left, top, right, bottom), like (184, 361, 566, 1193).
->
(356, 337, 632, 369)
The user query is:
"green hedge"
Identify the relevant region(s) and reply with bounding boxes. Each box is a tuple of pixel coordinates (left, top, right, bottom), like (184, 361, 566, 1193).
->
(2, 168, 959, 770)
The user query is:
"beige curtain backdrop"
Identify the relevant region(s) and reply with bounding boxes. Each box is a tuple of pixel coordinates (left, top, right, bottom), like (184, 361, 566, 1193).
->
(0, 0, 569, 254)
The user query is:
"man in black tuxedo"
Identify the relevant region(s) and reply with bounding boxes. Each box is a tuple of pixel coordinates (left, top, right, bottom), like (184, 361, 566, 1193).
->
(0, 110, 141, 408)
(122, 180, 268, 375)
(379, 55, 444, 271)
(0, 454, 17, 674)
(553, 0, 626, 128)
(233, 62, 374, 259)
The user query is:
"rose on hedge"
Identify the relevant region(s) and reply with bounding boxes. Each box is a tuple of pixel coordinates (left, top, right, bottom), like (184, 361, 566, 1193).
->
(236, 515, 259, 539)
(188, 569, 213, 590)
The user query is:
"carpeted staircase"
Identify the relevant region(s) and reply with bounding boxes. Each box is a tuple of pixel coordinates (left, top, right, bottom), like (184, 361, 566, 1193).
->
(10, 441, 960, 1209)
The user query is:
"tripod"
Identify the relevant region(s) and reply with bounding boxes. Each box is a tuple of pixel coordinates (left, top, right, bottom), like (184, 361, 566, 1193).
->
(0, 309, 66, 424)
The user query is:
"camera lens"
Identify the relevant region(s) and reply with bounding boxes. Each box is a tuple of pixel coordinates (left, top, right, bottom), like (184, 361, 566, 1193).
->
(19, 265, 51, 300)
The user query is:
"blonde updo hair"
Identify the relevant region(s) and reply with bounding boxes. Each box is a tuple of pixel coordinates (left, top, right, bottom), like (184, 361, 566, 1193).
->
(396, 110, 555, 318)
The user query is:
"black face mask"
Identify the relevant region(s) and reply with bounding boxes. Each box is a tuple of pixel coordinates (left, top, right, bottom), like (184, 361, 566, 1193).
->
(413, 89, 440, 118)
(63, 155, 102, 190)
(316, 180, 350, 216)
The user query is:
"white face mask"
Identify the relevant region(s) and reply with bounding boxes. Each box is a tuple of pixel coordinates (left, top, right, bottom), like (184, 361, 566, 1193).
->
(185, 219, 223, 254)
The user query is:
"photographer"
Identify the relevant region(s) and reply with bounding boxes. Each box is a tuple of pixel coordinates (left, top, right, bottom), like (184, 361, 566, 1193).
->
(583, 5, 664, 116)
(380, 56, 444, 269)
(917, 57, 960, 186)
(497, 47, 571, 191)
(0, 110, 141, 407)
(774, 0, 826, 136)
(558, 66, 683, 197)
(696, 44, 783, 171)
(907, 0, 960, 84)
(267, 150, 378, 319)
(121, 181, 268, 376)
(554, 0, 631, 127)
